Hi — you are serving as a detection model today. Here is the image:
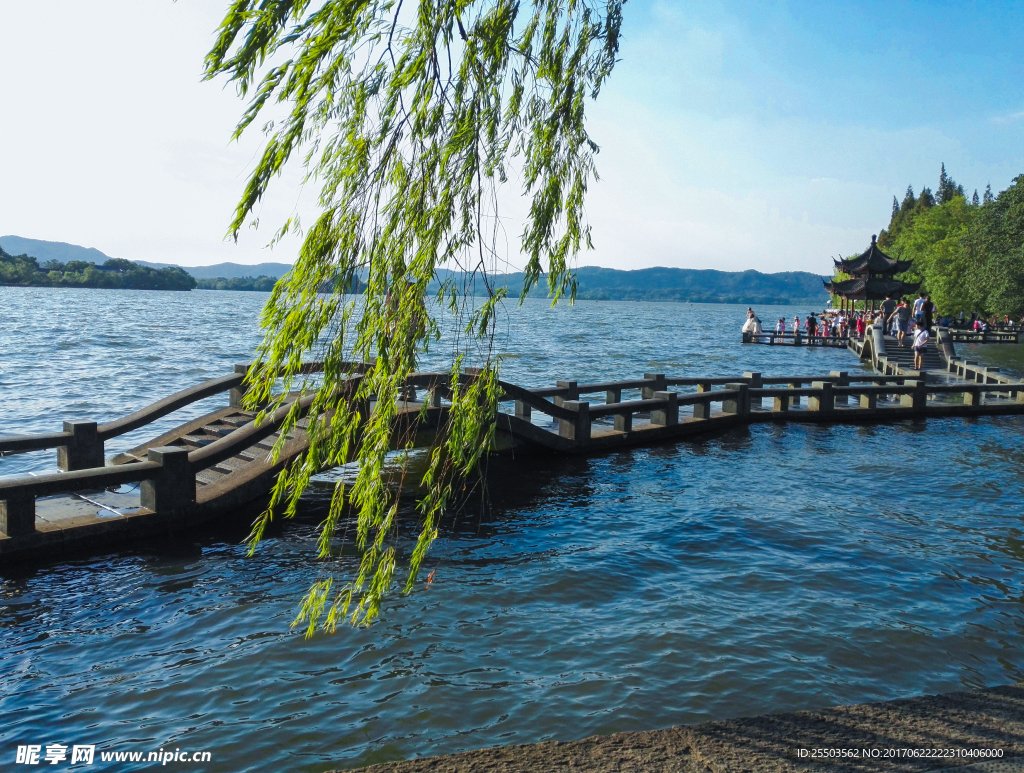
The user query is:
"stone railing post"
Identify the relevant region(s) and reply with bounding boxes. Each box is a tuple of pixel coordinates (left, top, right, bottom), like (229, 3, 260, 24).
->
(58, 421, 105, 471)
(871, 324, 886, 367)
(554, 380, 578, 406)
(743, 372, 762, 409)
(773, 390, 790, 412)
(722, 383, 750, 416)
(229, 362, 251, 408)
(829, 371, 849, 406)
(615, 411, 632, 433)
(514, 399, 531, 420)
(558, 401, 590, 445)
(741, 330, 753, 343)
(141, 447, 195, 515)
(962, 385, 981, 407)
(788, 380, 803, 407)
(809, 381, 834, 413)
(605, 388, 622, 404)
(935, 328, 955, 364)
(0, 491, 35, 537)
(642, 373, 667, 400)
(651, 391, 679, 426)
(899, 380, 927, 413)
(694, 382, 712, 419)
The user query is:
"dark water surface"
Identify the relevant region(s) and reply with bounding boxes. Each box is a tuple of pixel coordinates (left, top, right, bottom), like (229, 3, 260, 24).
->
(3, 287, 1024, 772)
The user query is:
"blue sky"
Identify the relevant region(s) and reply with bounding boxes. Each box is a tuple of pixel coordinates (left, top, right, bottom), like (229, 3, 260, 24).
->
(0, 1, 1021, 273)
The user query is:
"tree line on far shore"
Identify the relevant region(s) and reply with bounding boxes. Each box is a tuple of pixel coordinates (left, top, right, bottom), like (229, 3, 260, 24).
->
(195, 275, 279, 291)
(0, 248, 197, 291)
(873, 164, 1024, 317)
(0, 246, 375, 294)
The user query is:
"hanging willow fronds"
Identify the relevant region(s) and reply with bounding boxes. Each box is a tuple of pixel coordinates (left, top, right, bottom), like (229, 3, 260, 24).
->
(205, 0, 623, 630)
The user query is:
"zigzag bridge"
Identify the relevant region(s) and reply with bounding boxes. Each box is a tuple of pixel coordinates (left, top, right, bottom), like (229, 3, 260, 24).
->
(2, 325, 1023, 563)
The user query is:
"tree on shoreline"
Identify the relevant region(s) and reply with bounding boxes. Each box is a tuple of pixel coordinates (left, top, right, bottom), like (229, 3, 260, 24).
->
(205, 0, 623, 630)
(877, 165, 1024, 317)
(0, 246, 196, 291)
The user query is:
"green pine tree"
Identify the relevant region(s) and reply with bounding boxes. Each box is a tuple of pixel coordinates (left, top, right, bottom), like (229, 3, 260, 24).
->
(936, 162, 962, 204)
(901, 185, 916, 211)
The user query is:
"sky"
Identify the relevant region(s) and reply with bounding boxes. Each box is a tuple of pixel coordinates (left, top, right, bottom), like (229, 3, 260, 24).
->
(1, 1, 1021, 274)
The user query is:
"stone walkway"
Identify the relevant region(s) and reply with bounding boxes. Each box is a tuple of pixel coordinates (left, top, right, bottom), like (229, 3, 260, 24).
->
(339, 684, 1024, 773)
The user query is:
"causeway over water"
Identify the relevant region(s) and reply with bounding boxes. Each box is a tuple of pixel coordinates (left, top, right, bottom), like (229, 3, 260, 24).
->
(4, 312, 1022, 561)
(3, 288, 1024, 773)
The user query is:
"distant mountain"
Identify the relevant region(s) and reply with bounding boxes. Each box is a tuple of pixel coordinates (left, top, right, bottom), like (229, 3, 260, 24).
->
(432, 266, 828, 305)
(0, 236, 114, 265)
(134, 260, 294, 279)
(0, 237, 293, 280)
(1, 236, 827, 303)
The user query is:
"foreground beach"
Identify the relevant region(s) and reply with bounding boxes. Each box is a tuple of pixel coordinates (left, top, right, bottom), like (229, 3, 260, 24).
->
(345, 684, 1024, 772)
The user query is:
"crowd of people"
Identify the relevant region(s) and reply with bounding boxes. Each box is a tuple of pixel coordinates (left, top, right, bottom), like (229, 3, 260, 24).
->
(744, 290, 1024, 374)
(743, 292, 944, 370)
(951, 312, 1024, 332)
(745, 292, 1024, 344)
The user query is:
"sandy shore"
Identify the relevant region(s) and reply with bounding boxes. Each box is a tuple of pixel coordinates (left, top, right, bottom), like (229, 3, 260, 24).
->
(338, 683, 1024, 772)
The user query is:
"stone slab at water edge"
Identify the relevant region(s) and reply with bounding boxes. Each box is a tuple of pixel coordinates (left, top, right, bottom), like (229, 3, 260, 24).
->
(342, 683, 1024, 773)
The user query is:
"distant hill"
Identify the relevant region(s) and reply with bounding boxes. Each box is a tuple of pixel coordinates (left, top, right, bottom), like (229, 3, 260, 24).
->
(0, 236, 114, 266)
(0, 244, 196, 291)
(134, 260, 294, 279)
(1, 236, 827, 303)
(0, 237, 293, 280)
(432, 266, 828, 305)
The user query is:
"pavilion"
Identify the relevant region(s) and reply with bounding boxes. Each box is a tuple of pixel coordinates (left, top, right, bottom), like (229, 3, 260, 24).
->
(823, 235, 919, 314)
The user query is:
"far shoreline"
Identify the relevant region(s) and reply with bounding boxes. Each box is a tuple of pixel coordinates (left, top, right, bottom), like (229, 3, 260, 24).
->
(1, 284, 827, 306)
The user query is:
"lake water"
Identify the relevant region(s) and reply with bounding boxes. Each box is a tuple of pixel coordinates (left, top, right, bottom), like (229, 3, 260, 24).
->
(3, 287, 1024, 772)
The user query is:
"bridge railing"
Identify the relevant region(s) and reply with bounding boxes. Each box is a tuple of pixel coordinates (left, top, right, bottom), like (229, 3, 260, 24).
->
(508, 371, 1024, 449)
(945, 330, 1021, 344)
(0, 389, 321, 539)
(742, 331, 851, 346)
(0, 360, 355, 470)
(6, 366, 1024, 537)
(0, 369, 249, 469)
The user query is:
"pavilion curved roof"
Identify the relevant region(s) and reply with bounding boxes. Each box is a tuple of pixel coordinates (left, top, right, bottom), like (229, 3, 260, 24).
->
(834, 235, 911, 276)
(822, 276, 921, 301)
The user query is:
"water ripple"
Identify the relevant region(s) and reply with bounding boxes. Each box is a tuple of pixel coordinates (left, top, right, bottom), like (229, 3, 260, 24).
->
(3, 289, 1024, 771)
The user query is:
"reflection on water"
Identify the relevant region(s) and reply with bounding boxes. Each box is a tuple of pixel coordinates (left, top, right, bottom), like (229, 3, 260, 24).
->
(3, 288, 1024, 772)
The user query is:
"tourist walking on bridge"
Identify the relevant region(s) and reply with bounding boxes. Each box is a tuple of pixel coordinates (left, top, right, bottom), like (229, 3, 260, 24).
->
(806, 313, 818, 342)
(912, 320, 930, 371)
(880, 295, 896, 326)
(913, 292, 927, 325)
(890, 298, 911, 347)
